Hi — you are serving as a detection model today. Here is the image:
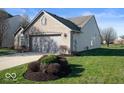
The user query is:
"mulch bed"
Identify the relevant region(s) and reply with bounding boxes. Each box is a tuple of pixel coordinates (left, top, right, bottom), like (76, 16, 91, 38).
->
(24, 55, 71, 81)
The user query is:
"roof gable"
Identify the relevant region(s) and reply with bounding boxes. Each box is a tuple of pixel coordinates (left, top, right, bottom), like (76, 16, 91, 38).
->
(45, 11, 80, 31)
(23, 11, 44, 33)
(22, 11, 81, 34)
(68, 15, 93, 28)
(17, 10, 94, 35)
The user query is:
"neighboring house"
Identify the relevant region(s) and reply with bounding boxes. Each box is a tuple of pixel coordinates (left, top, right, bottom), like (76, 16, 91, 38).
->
(0, 10, 29, 48)
(14, 10, 101, 54)
(113, 38, 124, 45)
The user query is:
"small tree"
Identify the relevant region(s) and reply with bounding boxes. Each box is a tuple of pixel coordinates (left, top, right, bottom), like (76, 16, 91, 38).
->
(21, 14, 30, 28)
(59, 45, 68, 54)
(101, 27, 117, 47)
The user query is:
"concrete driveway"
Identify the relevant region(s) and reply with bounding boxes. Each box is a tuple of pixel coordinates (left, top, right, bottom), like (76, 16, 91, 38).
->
(0, 52, 43, 71)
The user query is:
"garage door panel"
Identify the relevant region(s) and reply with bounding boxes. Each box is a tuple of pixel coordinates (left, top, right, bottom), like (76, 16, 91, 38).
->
(31, 35, 61, 53)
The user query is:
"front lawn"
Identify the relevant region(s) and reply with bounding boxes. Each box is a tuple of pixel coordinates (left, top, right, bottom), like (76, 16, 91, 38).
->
(0, 44, 124, 84)
(0, 48, 16, 56)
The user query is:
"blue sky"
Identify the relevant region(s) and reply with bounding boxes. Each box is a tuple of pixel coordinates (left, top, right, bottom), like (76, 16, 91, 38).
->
(5, 8, 124, 36)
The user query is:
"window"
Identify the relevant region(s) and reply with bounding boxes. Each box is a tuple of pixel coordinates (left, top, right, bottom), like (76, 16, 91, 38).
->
(20, 33, 25, 46)
(91, 40, 93, 46)
(41, 16, 46, 25)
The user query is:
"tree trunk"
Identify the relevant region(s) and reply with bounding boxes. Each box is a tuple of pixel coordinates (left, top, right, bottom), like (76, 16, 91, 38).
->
(107, 43, 109, 47)
(0, 40, 2, 48)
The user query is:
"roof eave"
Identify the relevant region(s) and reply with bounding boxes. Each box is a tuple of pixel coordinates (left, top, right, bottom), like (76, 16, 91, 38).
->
(71, 30, 81, 33)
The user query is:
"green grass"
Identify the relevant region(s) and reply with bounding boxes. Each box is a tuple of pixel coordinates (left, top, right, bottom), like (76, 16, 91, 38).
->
(0, 48, 16, 56)
(0, 44, 124, 84)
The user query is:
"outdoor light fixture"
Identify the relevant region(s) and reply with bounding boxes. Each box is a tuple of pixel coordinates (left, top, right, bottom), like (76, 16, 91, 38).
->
(64, 33, 67, 37)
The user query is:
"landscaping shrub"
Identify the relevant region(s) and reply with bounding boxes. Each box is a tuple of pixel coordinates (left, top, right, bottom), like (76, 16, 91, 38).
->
(59, 45, 68, 54)
(58, 57, 68, 66)
(24, 55, 71, 81)
(40, 55, 58, 64)
(27, 61, 40, 72)
(46, 63, 61, 75)
(40, 63, 48, 73)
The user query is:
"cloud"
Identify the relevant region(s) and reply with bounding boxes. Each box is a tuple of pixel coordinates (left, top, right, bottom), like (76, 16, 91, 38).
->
(21, 9, 26, 14)
(19, 8, 28, 16)
(81, 9, 124, 36)
(82, 11, 93, 16)
(82, 10, 124, 18)
(19, 9, 39, 20)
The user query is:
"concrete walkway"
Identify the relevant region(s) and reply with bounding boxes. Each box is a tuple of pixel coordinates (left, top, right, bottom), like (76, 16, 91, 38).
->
(0, 52, 43, 71)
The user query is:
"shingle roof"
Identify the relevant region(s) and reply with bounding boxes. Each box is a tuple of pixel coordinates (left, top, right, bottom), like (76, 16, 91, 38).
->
(45, 11, 80, 31)
(21, 10, 93, 35)
(0, 10, 13, 20)
(68, 15, 93, 28)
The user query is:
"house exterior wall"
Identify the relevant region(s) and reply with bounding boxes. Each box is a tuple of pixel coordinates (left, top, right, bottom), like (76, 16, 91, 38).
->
(14, 27, 24, 49)
(14, 12, 101, 54)
(23, 13, 71, 53)
(72, 16, 101, 52)
(2, 16, 26, 48)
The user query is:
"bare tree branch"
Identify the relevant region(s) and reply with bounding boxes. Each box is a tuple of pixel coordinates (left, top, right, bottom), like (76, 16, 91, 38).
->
(101, 27, 117, 47)
(21, 14, 30, 28)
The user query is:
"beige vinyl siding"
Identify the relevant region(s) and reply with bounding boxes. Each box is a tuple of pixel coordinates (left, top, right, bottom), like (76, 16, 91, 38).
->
(25, 13, 71, 53)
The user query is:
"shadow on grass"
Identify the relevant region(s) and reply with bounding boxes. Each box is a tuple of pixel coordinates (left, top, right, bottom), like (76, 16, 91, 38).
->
(74, 48, 124, 56)
(66, 64, 85, 78)
(0, 51, 14, 56)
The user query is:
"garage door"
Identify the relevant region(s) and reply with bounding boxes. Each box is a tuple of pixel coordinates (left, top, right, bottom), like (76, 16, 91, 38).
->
(31, 35, 61, 53)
